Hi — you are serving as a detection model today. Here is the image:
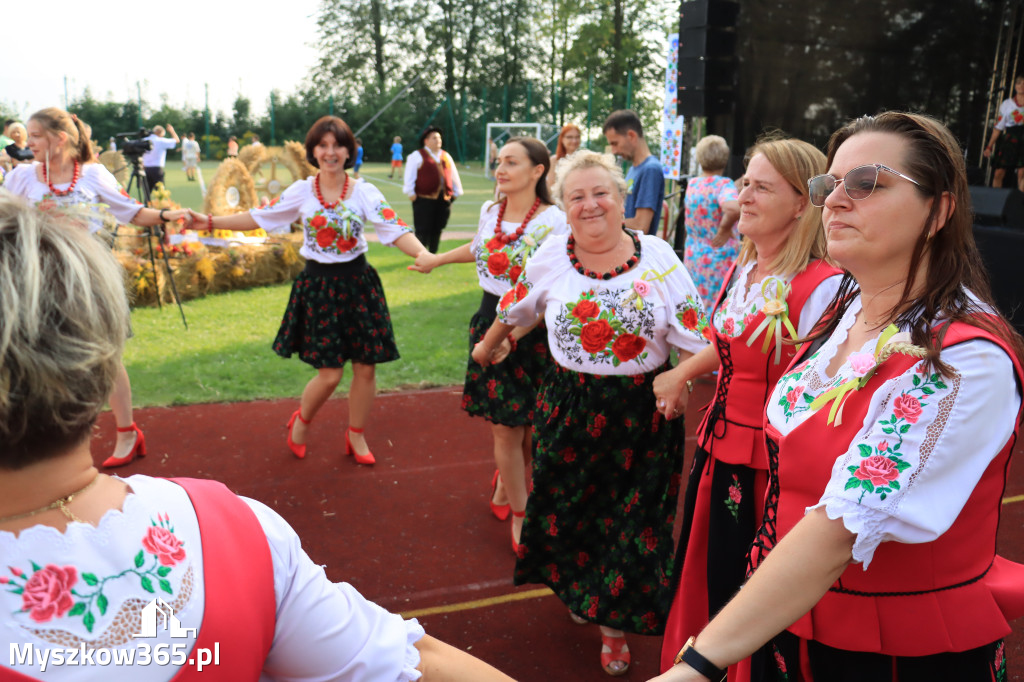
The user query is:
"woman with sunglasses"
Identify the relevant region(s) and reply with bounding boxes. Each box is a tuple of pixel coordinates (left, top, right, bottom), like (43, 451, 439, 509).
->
(655, 135, 842, 675)
(650, 112, 1024, 682)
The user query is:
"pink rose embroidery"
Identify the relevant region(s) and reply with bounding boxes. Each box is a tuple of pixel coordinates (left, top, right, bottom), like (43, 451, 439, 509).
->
(142, 526, 187, 567)
(853, 455, 900, 487)
(22, 565, 77, 623)
(892, 394, 923, 423)
(848, 352, 876, 377)
(632, 279, 651, 297)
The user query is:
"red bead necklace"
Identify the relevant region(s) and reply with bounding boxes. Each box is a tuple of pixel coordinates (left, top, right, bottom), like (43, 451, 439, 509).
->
(42, 160, 81, 197)
(567, 227, 642, 280)
(314, 173, 349, 209)
(494, 196, 543, 245)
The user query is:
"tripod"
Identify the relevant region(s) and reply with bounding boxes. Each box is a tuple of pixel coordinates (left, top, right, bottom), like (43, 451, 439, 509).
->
(117, 154, 189, 329)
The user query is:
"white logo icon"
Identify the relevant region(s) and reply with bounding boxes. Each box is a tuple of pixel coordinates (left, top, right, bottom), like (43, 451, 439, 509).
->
(133, 599, 197, 639)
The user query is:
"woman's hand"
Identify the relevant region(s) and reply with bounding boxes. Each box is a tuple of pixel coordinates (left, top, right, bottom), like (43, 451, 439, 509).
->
(408, 250, 440, 273)
(490, 338, 512, 364)
(162, 209, 190, 224)
(653, 364, 691, 420)
(645, 665, 706, 682)
(472, 338, 512, 366)
(984, 145, 994, 158)
(710, 228, 733, 248)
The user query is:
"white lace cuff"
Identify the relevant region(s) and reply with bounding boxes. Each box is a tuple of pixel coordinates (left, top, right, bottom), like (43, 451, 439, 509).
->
(400, 618, 426, 681)
(808, 497, 891, 569)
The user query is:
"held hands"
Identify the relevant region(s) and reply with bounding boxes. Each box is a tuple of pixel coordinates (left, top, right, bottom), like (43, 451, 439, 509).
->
(984, 146, 994, 158)
(160, 209, 191, 224)
(408, 250, 440, 273)
(653, 365, 692, 420)
(472, 338, 512, 367)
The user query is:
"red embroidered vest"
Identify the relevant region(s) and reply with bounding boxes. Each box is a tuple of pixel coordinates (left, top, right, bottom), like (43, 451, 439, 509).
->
(414, 149, 454, 200)
(752, 321, 1024, 656)
(0, 478, 276, 681)
(696, 259, 841, 469)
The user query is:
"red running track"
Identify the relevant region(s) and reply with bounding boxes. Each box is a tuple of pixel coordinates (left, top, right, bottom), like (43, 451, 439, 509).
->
(92, 380, 1024, 681)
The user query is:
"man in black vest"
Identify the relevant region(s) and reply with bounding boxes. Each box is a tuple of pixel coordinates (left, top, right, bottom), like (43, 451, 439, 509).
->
(402, 126, 464, 253)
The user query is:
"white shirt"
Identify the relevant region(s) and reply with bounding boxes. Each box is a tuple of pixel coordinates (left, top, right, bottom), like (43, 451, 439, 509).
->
(3, 162, 143, 233)
(766, 295, 1021, 568)
(141, 135, 178, 168)
(181, 139, 200, 160)
(498, 231, 710, 374)
(471, 202, 568, 296)
(0, 475, 424, 681)
(251, 178, 412, 264)
(401, 148, 463, 199)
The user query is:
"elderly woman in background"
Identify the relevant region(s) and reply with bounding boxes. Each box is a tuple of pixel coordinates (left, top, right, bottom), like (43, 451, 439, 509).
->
(684, 135, 740, 304)
(473, 150, 709, 676)
(411, 137, 566, 550)
(4, 107, 189, 469)
(0, 196, 517, 682)
(651, 113, 1024, 682)
(547, 123, 583, 192)
(655, 135, 842, 674)
(4, 123, 33, 166)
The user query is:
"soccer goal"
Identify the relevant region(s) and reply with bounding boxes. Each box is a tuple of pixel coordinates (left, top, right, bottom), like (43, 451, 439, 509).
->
(484, 122, 561, 178)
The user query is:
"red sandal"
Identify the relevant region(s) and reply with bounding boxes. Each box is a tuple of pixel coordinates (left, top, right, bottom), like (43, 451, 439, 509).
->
(489, 469, 511, 521)
(286, 409, 310, 459)
(345, 427, 375, 465)
(600, 632, 630, 677)
(103, 422, 146, 468)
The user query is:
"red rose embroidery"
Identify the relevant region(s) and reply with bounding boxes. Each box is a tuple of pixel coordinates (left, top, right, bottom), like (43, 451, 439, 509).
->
(728, 485, 742, 503)
(316, 227, 335, 248)
(22, 565, 77, 623)
(611, 333, 647, 362)
(580, 319, 615, 353)
(486, 237, 505, 252)
(500, 287, 516, 310)
(571, 299, 600, 322)
(381, 207, 396, 220)
(397, 218, 408, 227)
(310, 214, 327, 229)
(487, 252, 510, 276)
(680, 308, 699, 330)
(722, 317, 735, 336)
(508, 265, 522, 284)
(142, 526, 187, 567)
(337, 235, 358, 252)
(785, 384, 804, 410)
(701, 325, 714, 341)
(854, 455, 900, 487)
(877, 440, 889, 452)
(893, 394, 922, 423)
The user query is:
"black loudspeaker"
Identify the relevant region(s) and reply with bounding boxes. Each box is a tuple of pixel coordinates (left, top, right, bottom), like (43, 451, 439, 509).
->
(969, 186, 1024, 227)
(974, 225, 1024, 335)
(678, 0, 740, 118)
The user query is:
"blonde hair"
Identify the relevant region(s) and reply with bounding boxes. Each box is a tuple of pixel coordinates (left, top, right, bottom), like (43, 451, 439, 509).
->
(736, 135, 828, 277)
(552, 150, 627, 210)
(28, 107, 95, 163)
(0, 197, 130, 469)
(7, 122, 26, 144)
(695, 135, 730, 172)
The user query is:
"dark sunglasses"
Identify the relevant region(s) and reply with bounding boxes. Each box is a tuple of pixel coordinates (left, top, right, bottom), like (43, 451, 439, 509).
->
(808, 163, 922, 207)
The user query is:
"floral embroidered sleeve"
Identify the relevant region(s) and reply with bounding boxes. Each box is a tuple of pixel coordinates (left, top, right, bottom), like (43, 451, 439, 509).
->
(654, 242, 711, 354)
(251, 181, 306, 233)
(495, 236, 562, 328)
(811, 339, 1020, 568)
(357, 181, 412, 245)
(88, 165, 145, 225)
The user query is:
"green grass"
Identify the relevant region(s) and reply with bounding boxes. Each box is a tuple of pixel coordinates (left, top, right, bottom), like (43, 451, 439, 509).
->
(124, 241, 480, 406)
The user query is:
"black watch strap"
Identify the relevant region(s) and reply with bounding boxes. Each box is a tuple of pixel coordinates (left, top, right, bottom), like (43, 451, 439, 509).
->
(676, 637, 727, 682)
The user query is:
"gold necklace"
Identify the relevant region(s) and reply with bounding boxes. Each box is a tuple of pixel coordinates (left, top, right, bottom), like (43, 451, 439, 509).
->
(0, 475, 101, 525)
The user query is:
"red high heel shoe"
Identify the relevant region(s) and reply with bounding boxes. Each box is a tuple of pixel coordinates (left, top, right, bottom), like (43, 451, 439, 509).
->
(103, 422, 147, 468)
(510, 509, 525, 555)
(345, 427, 375, 465)
(286, 409, 310, 459)
(489, 469, 510, 521)
(600, 632, 631, 676)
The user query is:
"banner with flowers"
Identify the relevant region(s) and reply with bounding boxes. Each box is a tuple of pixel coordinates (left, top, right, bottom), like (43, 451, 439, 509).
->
(661, 33, 684, 180)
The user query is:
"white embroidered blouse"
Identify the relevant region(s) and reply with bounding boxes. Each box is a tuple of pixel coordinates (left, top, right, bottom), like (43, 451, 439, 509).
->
(711, 261, 842, 339)
(0, 475, 424, 681)
(765, 296, 1021, 568)
(497, 231, 710, 374)
(4, 163, 144, 234)
(251, 178, 412, 264)
(471, 202, 568, 296)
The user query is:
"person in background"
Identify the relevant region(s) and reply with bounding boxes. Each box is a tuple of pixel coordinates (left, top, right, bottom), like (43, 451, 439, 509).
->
(108, 136, 117, 152)
(0, 195, 518, 682)
(403, 126, 464, 254)
(181, 132, 201, 182)
(489, 137, 500, 172)
(184, 116, 430, 467)
(984, 75, 1024, 191)
(682, 135, 740, 303)
(141, 124, 179, 190)
(251, 134, 262, 147)
(656, 135, 842, 676)
(604, 110, 665, 236)
(354, 137, 364, 178)
(547, 123, 583, 192)
(4, 123, 34, 166)
(226, 135, 239, 158)
(389, 135, 403, 178)
(650, 111, 1024, 682)
(0, 119, 15, 149)
(473, 150, 709, 676)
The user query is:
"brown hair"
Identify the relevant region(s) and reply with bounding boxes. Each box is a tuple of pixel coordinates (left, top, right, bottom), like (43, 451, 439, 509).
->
(736, 133, 828, 277)
(500, 136, 554, 205)
(28, 107, 95, 163)
(808, 111, 1024, 375)
(304, 116, 356, 170)
(555, 124, 582, 161)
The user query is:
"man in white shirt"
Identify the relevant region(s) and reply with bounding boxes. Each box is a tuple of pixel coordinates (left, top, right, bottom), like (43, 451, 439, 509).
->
(402, 126, 464, 253)
(142, 124, 180, 191)
(181, 132, 202, 181)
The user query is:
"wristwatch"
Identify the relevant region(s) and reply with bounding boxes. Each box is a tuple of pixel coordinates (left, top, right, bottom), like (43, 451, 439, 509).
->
(674, 636, 727, 682)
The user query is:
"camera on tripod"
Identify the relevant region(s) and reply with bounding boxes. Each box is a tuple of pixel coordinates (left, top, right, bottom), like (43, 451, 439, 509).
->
(116, 128, 153, 159)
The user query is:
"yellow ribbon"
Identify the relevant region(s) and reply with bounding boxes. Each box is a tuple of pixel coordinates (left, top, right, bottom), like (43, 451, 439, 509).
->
(808, 324, 901, 425)
(624, 266, 679, 311)
(745, 278, 799, 364)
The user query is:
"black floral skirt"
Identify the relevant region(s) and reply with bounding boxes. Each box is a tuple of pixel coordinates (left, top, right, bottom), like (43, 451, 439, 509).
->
(462, 293, 552, 427)
(994, 125, 1024, 170)
(513, 362, 684, 635)
(272, 257, 400, 369)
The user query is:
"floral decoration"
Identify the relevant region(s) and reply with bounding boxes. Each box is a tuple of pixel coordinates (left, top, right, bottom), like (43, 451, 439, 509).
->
(478, 223, 553, 285)
(744, 277, 799, 364)
(557, 289, 652, 367)
(724, 474, 742, 521)
(676, 295, 712, 342)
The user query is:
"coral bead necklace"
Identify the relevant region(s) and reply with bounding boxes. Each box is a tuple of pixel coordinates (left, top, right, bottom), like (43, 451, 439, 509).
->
(494, 196, 542, 245)
(41, 159, 81, 197)
(314, 172, 349, 209)
(568, 227, 641, 280)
